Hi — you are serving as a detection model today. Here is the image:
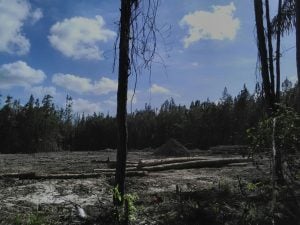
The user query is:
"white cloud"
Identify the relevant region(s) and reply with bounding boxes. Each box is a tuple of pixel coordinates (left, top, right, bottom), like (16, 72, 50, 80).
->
(179, 2, 240, 48)
(0, 0, 43, 55)
(49, 16, 116, 60)
(52, 73, 93, 93)
(73, 98, 101, 115)
(0, 61, 46, 89)
(28, 86, 57, 98)
(31, 8, 43, 24)
(52, 73, 118, 95)
(150, 84, 172, 95)
(191, 62, 200, 67)
(93, 77, 119, 95)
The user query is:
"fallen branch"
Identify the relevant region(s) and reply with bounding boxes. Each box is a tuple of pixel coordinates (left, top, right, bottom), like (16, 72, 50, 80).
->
(141, 158, 251, 171)
(138, 156, 206, 168)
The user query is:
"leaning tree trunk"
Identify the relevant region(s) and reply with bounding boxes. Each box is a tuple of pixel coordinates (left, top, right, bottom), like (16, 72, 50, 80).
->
(115, 0, 131, 203)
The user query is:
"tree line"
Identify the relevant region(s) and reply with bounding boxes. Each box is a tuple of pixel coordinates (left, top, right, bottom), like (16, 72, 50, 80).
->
(0, 79, 298, 154)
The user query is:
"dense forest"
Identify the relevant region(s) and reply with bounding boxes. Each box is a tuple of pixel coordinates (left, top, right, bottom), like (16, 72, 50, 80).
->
(0, 78, 297, 154)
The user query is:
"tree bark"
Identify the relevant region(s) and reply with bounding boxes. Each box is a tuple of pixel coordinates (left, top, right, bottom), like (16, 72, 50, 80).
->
(115, 0, 132, 202)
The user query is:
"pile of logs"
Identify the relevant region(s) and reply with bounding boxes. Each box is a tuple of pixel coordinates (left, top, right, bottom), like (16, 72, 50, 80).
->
(0, 156, 251, 180)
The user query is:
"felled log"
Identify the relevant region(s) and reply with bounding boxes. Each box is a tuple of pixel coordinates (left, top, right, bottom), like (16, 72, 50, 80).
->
(141, 158, 251, 171)
(93, 167, 138, 172)
(106, 162, 138, 169)
(0, 171, 148, 180)
(0, 172, 36, 179)
(91, 159, 138, 166)
(138, 156, 205, 168)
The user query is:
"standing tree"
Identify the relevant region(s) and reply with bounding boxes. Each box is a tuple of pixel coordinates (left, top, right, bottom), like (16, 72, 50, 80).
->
(272, 0, 300, 85)
(254, 0, 284, 184)
(297, 0, 300, 82)
(115, 0, 160, 203)
(115, 0, 132, 203)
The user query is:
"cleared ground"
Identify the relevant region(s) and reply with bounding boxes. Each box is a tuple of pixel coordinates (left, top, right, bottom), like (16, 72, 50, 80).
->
(0, 150, 296, 225)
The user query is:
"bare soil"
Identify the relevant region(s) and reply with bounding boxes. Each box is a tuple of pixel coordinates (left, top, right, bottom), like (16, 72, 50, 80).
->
(0, 150, 298, 225)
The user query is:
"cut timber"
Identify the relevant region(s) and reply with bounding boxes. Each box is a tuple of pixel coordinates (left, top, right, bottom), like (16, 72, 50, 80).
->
(0, 172, 36, 179)
(0, 171, 148, 180)
(107, 162, 138, 169)
(138, 156, 205, 168)
(93, 167, 138, 172)
(141, 158, 251, 172)
(91, 159, 137, 165)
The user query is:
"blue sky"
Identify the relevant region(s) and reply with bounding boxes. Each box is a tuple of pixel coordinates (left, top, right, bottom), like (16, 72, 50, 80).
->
(0, 0, 297, 115)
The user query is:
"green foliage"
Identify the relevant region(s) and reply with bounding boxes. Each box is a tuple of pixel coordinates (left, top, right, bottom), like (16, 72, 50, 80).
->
(11, 215, 23, 225)
(27, 212, 46, 225)
(11, 212, 47, 225)
(113, 185, 122, 203)
(123, 193, 138, 221)
(1, 80, 300, 153)
(248, 104, 300, 163)
(112, 185, 138, 224)
(246, 182, 262, 192)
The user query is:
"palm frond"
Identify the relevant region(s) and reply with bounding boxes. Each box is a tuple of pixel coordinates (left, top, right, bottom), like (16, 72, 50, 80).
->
(272, 0, 296, 36)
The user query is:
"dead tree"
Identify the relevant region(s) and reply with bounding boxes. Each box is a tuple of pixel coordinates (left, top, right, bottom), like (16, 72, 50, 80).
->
(115, 0, 131, 203)
(115, 0, 161, 203)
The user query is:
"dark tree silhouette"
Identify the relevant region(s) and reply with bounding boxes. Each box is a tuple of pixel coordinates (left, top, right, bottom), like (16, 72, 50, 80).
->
(254, 0, 284, 184)
(115, 0, 132, 202)
(114, 0, 161, 202)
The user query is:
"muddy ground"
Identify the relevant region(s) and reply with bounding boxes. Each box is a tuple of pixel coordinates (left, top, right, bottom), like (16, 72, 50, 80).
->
(0, 150, 298, 225)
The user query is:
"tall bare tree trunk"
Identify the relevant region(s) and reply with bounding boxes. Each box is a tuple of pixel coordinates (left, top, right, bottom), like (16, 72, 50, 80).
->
(265, 0, 275, 95)
(115, 0, 131, 202)
(296, 0, 300, 83)
(272, 118, 284, 186)
(254, 0, 274, 112)
(276, 0, 282, 101)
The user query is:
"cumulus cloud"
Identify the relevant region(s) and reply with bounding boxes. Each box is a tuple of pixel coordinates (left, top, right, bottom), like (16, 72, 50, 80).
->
(150, 84, 172, 95)
(0, 61, 46, 89)
(49, 16, 116, 60)
(73, 98, 101, 115)
(179, 2, 240, 48)
(0, 0, 43, 55)
(52, 73, 118, 95)
(28, 86, 57, 98)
